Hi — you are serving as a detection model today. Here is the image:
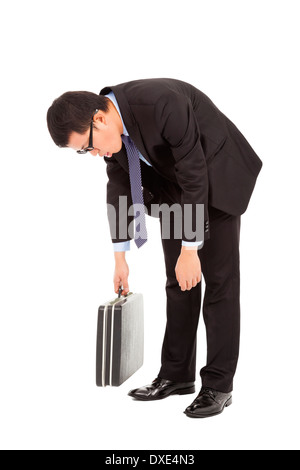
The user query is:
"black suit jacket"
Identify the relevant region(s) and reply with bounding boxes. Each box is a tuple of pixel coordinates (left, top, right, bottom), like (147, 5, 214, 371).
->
(100, 78, 262, 244)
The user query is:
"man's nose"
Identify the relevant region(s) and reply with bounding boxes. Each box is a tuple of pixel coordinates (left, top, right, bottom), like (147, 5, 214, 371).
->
(90, 149, 98, 157)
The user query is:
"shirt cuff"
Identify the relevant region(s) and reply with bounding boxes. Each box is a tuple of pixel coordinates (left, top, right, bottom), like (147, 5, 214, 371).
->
(182, 240, 204, 249)
(113, 241, 131, 252)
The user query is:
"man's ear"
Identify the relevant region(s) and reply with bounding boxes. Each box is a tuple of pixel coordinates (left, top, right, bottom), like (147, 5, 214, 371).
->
(93, 110, 108, 130)
(93, 110, 107, 123)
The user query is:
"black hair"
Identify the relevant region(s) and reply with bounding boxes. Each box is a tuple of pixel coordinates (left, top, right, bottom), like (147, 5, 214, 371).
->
(46, 91, 110, 148)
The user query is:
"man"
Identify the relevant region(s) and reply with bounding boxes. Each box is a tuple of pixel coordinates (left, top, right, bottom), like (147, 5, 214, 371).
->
(47, 78, 262, 418)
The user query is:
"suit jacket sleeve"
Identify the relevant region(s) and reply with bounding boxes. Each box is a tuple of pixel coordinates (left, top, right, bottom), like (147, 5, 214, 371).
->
(104, 154, 134, 243)
(155, 92, 209, 243)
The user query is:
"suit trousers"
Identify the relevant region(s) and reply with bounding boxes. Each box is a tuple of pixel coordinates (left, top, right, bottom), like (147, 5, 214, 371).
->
(157, 205, 241, 394)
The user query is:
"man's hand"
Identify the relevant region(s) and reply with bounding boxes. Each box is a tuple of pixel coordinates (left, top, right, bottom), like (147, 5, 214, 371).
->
(114, 252, 130, 295)
(175, 247, 202, 291)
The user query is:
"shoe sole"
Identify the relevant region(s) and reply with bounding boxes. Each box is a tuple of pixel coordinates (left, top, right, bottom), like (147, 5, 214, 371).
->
(184, 397, 233, 418)
(128, 385, 196, 401)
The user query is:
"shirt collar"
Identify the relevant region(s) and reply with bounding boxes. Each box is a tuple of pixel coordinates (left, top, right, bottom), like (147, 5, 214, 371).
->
(105, 91, 129, 136)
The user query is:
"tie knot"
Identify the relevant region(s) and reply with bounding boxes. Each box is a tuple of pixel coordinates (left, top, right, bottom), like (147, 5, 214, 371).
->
(121, 134, 131, 145)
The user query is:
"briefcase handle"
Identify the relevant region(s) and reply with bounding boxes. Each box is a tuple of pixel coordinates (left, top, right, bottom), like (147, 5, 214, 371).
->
(118, 286, 133, 298)
(109, 287, 133, 306)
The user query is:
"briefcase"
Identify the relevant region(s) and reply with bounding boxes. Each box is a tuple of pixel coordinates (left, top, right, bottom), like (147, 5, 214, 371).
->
(96, 289, 144, 387)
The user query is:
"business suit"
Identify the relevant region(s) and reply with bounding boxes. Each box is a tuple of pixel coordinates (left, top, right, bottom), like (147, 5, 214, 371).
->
(100, 78, 262, 393)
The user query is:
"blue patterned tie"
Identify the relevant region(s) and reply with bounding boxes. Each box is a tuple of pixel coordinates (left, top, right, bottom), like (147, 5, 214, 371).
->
(121, 135, 148, 248)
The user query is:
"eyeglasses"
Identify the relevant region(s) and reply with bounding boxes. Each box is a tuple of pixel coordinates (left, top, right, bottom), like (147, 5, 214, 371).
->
(77, 109, 99, 154)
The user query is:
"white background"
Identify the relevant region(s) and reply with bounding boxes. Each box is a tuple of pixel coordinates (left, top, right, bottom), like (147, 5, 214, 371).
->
(0, 0, 299, 451)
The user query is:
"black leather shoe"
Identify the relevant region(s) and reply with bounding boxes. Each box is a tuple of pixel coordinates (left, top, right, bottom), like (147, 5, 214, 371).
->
(184, 387, 232, 418)
(128, 377, 195, 401)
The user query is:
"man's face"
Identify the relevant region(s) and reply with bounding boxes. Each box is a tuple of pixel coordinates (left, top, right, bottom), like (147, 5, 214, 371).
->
(68, 107, 123, 158)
